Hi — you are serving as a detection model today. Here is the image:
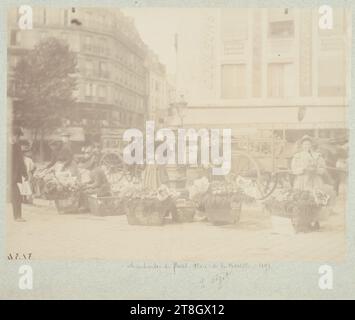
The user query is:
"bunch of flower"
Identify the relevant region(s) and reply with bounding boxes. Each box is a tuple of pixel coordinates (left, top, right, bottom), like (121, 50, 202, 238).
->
(126, 185, 177, 218)
(313, 188, 330, 206)
(208, 180, 242, 195)
(187, 177, 210, 201)
(263, 188, 329, 219)
(235, 176, 262, 199)
(42, 172, 80, 200)
(200, 181, 243, 210)
(33, 165, 50, 180)
(113, 180, 144, 198)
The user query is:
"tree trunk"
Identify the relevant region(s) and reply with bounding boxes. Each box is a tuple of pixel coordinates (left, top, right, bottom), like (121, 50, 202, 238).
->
(39, 128, 45, 162)
(33, 128, 39, 162)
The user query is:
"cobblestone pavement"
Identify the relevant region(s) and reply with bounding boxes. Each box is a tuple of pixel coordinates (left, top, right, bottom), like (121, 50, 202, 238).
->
(6, 198, 346, 262)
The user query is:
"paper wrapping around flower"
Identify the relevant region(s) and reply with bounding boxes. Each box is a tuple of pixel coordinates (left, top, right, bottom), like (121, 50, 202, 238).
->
(41, 170, 80, 200)
(188, 177, 210, 200)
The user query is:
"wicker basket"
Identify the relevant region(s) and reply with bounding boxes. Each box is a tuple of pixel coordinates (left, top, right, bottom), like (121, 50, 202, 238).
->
(126, 199, 167, 226)
(54, 195, 79, 214)
(265, 200, 321, 233)
(175, 199, 196, 223)
(205, 200, 242, 225)
(88, 195, 126, 216)
(264, 200, 293, 218)
(202, 192, 243, 225)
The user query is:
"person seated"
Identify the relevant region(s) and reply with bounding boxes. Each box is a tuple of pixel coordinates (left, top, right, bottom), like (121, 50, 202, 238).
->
(78, 145, 99, 170)
(82, 165, 111, 197)
(78, 145, 111, 212)
(46, 132, 74, 172)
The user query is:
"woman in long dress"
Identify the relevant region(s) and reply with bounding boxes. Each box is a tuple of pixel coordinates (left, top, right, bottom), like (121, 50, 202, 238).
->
(291, 135, 326, 191)
(291, 135, 327, 229)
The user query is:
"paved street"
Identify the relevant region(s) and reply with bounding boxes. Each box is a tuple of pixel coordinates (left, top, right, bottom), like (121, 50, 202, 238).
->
(6, 198, 345, 262)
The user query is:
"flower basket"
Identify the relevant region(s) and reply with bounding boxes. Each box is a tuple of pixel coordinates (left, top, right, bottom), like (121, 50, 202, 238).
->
(264, 189, 328, 233)
(42, 171, 80, 201)
(291, 201, 321, 232)
(264, 200, 294, 218)
(88, 195, 126, 216)
(175, 199, 196, 223)
(204, 193, 242, 225)
(54, 194, 79, 214)
(126, 198, 168, 226)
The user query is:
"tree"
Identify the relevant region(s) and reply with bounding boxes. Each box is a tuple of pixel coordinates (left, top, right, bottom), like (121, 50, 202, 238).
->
(12, 37, 77, 157)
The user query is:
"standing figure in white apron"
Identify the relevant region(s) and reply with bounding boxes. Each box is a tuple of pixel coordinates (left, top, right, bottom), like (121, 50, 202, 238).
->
(291, 135, 327, 229)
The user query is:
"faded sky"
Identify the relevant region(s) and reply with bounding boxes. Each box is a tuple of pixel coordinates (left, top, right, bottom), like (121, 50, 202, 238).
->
(122, 8, 180, 74)
(122, 8, 210, 76)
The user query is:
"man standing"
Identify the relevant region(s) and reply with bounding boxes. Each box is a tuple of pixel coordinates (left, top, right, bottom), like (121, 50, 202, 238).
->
(58, 131, 74, 169)
(9, 127, 28, 222)
(21, 140, 36, 204)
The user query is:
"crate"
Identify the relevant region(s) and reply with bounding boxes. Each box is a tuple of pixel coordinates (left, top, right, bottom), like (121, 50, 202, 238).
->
(206, 201, 242, 225)
(175, 199, 196, 223)
(55, 195, 79, 214)
(88, 195, 126, 216)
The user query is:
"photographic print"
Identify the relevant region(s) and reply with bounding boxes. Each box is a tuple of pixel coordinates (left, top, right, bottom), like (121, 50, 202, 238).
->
(1, 1, 354, 300)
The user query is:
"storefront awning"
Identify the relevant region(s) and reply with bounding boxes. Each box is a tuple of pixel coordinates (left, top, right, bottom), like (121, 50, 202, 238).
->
(167, 105, 348, 130)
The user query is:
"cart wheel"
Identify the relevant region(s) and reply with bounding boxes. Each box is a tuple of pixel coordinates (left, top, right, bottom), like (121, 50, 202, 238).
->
(100, 153, 143, 183)
(230, 151, 276, 200)
(100, 152, 126, 182)
(258, 172, 279, 200)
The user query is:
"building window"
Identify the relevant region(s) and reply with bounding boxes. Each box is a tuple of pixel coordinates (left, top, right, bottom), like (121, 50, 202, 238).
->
(98, 38, 108, 56)
(83, 12, 93, 28)
(10, 56, 18, 69)
(98, 15, 107, 29)
(269, 21, 294, 38)
(84, 35, 92, 51)
(114, 88, 119, 103)
(268, 9, 294, 38)
(155, 80, 160, 92)
(318, 54, 345, 96)
(63, 9, 68, 26)
(85, 36, 91, 45)
(267, 63, 296, 97)
(43, 9, 47, 24)
(33, 8, 46, 25)
(98, 85, 107, 101)
(117, 91, 121, 105)
(85, 60, 94, 77)
(99, 61, 108, 78)
(85, 83, 95, 97)
(10, 30, 20, 46)
(221, 64, 246, 99)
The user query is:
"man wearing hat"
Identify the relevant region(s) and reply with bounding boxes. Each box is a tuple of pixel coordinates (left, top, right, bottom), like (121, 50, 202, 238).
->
(21, 140, 36, 204)
(9, 127, 28, 222)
